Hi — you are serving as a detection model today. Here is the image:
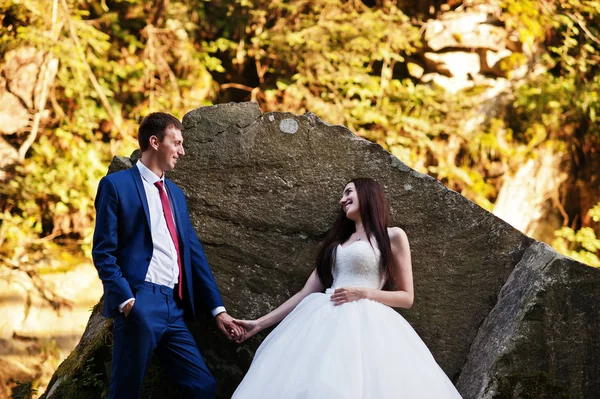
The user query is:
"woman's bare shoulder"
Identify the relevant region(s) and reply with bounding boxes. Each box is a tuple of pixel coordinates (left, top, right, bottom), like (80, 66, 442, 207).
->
(387, 226, 407, 240)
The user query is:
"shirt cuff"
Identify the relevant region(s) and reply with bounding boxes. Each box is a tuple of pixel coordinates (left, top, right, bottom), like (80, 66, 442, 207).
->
(211, 306, 226, 317)
(118, 298, 135, 312)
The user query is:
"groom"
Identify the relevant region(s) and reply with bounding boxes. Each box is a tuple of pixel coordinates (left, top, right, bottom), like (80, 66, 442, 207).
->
(92, 112, 242, 398)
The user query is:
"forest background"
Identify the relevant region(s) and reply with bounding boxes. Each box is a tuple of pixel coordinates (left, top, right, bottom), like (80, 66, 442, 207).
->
(2, 0, 599, 274)
(0, 0, 599, 395)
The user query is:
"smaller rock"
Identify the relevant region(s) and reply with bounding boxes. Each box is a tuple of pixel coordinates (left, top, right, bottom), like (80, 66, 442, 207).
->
(457, 242, 600, 398)
(107, 155, 133, 174)
(425, 20, 507, 52)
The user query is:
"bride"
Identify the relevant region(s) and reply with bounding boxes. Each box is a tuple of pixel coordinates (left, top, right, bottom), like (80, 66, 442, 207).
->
(232, 178, 462, 398)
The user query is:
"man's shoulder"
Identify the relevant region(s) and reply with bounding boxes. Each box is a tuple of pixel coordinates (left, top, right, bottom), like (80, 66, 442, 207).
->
(102, 167, 136, 184)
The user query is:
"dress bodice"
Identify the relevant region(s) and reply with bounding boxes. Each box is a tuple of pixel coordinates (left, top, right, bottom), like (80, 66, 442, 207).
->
(331, 240, 384, 290)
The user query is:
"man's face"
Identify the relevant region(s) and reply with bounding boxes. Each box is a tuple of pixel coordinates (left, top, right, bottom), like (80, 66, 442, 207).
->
(156, 126, 185, 172)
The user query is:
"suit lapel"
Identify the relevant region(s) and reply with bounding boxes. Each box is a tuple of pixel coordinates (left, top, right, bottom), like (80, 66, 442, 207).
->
(131, 166, 152, 231)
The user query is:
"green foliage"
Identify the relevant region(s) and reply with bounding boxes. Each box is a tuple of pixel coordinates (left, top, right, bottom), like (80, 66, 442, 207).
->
(54, 355, 109, 399)
(0, 0, 222, 269)
(1, 130, 106, 263)
(499, 0, 600, 264)
(0, 0, 46, 53)
(218, 0, 503, 203)
(71, 357, 107, 391)
(2, 0, 600, 270)
(553, 203, 600, 267)
(503, 0, 600, 141)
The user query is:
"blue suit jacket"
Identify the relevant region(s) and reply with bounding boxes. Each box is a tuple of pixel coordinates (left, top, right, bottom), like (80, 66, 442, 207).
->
(92, 166, 224, 319)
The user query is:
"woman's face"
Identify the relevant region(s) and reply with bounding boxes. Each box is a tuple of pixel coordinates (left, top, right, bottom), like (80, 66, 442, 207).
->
(339, 182, 360, 220)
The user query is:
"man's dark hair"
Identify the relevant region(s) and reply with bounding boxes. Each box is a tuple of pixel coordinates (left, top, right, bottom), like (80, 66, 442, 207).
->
(138, 112, 183, 151)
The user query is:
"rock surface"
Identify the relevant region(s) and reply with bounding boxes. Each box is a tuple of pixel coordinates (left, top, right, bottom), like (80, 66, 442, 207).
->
(176, 102, 531, 382)
(42, 102, 600, 399)
(457, 241, 600, 398)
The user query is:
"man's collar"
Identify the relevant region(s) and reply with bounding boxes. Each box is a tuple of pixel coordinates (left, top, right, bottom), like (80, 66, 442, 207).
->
(136, 160, 163, 184)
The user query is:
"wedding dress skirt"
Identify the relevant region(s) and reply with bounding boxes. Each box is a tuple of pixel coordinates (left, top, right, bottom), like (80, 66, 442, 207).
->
(232, 241, 462, 399)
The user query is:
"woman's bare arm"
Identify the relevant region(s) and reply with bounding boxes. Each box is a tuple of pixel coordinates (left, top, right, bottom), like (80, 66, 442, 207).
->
(234, 269, 324, 342)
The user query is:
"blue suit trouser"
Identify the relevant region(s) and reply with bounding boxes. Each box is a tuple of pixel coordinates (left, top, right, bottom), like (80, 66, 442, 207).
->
(109, 282, 215, 399)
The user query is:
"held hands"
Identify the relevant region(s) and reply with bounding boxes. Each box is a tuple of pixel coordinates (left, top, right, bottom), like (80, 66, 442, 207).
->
(330, 287, 370, 306)
(216, 313, 264, 344)
(215, 312, 245, 341)
(231, 319, 263, 344)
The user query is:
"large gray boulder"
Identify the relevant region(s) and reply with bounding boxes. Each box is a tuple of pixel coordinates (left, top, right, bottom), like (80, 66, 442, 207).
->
(43, 102, 600, 399)
(177, 102, 530, 379)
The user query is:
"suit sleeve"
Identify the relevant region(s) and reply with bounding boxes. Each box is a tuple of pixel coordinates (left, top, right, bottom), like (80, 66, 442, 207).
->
(187, 217, 225, 312)
(92, 177, 134, 313)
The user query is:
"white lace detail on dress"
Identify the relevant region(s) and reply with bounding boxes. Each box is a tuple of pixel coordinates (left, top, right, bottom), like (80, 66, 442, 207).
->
(330, 240, 384, 290)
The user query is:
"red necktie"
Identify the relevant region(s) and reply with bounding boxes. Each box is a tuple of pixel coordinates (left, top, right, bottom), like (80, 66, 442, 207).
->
(154, 180, 183, 299)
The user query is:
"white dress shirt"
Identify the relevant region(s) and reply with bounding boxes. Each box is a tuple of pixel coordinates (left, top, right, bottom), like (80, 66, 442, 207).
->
(119, 160, 225, 317)
(138, 160, 179, 288)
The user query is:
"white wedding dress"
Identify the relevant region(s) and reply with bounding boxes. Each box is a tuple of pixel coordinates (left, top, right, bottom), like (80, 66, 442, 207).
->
(232, 240, 462, 398)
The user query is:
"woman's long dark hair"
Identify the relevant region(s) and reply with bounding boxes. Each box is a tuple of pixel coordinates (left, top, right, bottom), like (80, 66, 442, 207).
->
(316, 178, 393, 289)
